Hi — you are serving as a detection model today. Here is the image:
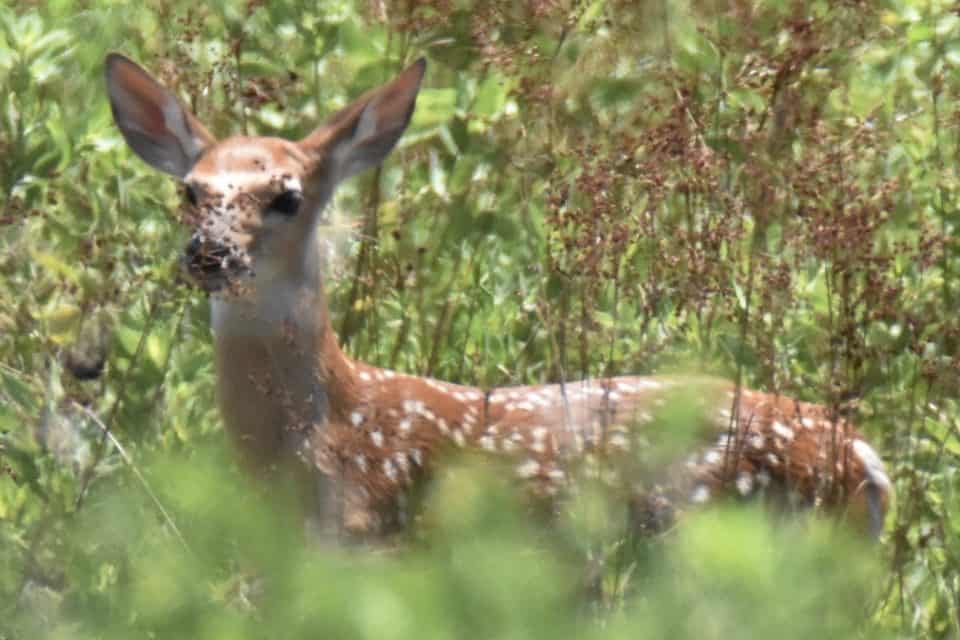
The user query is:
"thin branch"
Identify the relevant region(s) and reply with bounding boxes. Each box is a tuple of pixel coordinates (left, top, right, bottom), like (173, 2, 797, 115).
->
(73, 401, 191, 555)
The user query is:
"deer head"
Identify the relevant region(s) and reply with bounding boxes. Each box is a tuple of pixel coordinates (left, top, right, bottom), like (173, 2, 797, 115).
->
(105, 53, 425, 296)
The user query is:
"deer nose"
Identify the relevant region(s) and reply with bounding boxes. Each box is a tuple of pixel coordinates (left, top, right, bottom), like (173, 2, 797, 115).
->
(185, 235, 203, 260)
(185, 235, 232, 276)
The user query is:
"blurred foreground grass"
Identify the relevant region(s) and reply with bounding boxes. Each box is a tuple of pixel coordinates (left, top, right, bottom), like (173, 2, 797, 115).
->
(10, 447, 887, 639)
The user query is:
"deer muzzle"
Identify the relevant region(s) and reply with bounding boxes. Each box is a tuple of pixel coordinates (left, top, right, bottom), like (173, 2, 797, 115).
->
(183, 233, 250, 294)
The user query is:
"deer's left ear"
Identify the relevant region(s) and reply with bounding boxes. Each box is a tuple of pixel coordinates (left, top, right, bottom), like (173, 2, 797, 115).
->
(300, 58, 426, 181)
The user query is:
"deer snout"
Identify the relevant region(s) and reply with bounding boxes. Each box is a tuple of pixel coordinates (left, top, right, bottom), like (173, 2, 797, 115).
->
(183, 233, 250, 293)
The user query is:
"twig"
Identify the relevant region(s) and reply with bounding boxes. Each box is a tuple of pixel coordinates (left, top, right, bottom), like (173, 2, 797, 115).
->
(75, 292, 160, 510)
(73, 401, 191, 554)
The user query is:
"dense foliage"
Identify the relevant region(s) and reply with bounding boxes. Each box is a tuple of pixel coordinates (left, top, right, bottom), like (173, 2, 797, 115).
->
(1, 0, 959, 637)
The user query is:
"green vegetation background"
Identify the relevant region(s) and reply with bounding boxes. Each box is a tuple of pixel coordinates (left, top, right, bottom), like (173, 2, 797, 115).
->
(1, 0, 958, 637)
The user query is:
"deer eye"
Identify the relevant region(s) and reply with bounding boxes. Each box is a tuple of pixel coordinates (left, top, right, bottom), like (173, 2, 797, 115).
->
(184, 185, 198, 206)
(268, 190, 302, 216)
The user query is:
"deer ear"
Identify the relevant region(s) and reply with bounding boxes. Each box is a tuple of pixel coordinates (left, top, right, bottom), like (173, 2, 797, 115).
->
(105, 53, 215, 178)
(300, 58, 426, 181)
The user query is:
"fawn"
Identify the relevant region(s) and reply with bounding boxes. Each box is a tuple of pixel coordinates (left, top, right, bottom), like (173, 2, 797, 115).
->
(105, 54, 891, 539)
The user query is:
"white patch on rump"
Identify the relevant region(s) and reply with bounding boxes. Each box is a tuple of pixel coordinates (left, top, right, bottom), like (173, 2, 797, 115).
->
(852, 440, 891, 490)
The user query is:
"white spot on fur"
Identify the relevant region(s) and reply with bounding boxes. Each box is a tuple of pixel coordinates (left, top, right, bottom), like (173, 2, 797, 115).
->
(350, 412, 364, 427)
(354, 455, 368, 473)
(479, 436, 496, 451)
(409, 448, 423, 466)
(398, 418, 412, 434)
(736, 472, 753, 496)
(690, 485, 711, 503)
(394, 452, 409, 474)
(370, 431, 384, 448)
(383, 459, 398, 482)
(771, 421, 794, 441)
(516, 459, 540, 478)
(358, 371, 372, 382)
(703, 450, 722, 465)
(436, 418, 450, 435)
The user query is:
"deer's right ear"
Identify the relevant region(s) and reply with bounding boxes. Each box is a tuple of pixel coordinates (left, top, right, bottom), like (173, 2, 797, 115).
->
(105, 53, 214, 179)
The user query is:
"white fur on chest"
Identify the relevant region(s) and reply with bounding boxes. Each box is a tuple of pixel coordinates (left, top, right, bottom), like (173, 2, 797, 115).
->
(210, 280, 316, 339)
(211, 283, 330, 443)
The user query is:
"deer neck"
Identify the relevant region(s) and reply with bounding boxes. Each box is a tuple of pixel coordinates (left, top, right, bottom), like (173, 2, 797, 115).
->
(209, 224, 354, 472)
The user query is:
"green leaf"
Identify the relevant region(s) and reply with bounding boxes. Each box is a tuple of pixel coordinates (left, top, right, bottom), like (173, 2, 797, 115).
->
(32, 250, 80, 284)
(473, 74, 510, 119)
(412, 88, 457, 130)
